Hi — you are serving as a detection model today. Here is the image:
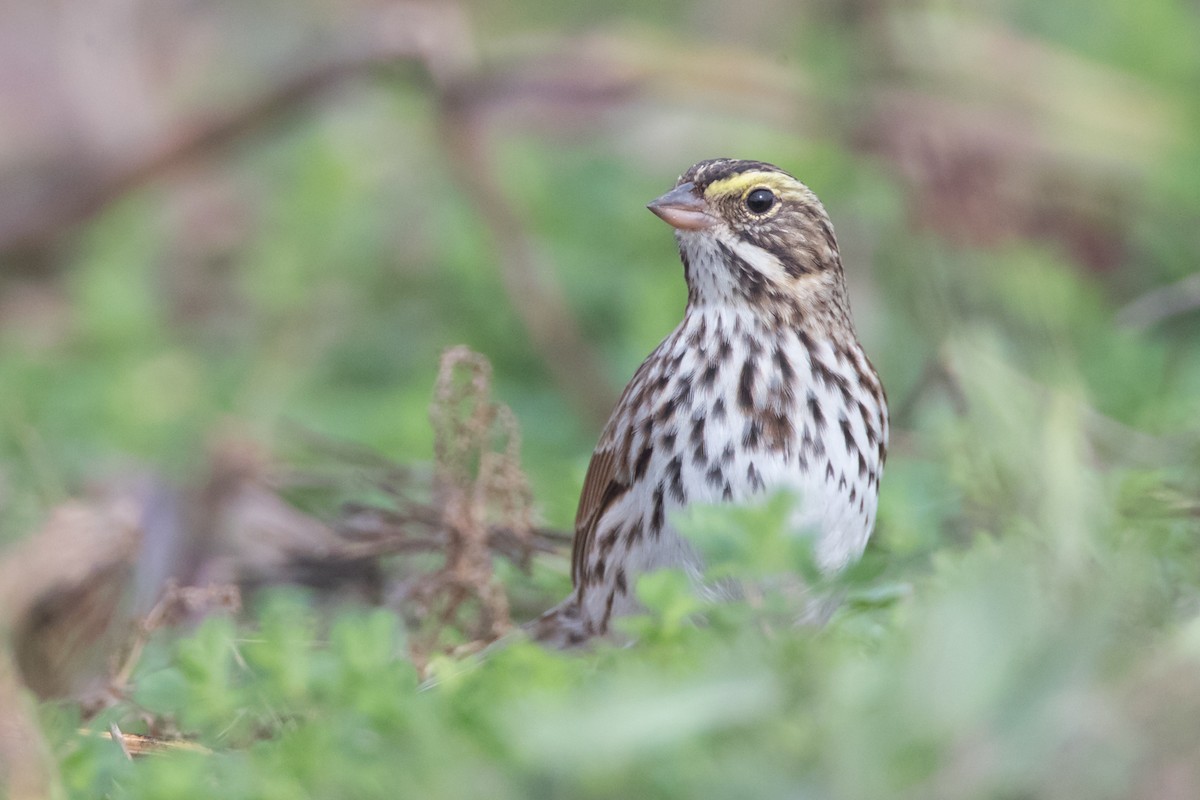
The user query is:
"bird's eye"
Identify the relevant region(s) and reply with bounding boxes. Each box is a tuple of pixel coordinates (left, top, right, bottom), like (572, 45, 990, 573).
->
(745, 188, 775, 214)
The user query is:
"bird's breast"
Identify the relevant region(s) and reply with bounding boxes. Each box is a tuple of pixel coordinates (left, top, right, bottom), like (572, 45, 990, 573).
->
(619, 308, 887, 568)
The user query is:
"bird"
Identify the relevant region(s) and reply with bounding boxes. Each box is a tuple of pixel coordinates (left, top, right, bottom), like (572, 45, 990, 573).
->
(532, 158, 888, 646)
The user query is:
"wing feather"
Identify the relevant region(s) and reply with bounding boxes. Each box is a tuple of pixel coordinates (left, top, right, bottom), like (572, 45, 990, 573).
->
(568, 346, 665, 588)
(570, 446, 628, 586)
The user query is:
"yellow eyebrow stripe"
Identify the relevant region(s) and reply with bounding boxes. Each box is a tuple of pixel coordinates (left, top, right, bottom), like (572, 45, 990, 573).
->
(703, 172, 794, 199)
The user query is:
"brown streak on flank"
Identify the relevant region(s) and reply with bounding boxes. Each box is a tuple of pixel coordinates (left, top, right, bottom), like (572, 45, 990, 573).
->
(623, 519, 643, 547)
(773, 346, 794, 384)
(840, 416, 857, 454)
(600, 590, 616, 632)
(716, 335, 733, 364)
(598, 526, 620, 558)
(666, 455, 686, 503)
(795, 327, 814, 352)
(762, 408, 795, 454)
(743, 418, 762, 449)
(747, 462, 765, 492)
(738, 358, 757, 411)
(859, 399, 877, 446)
(706, 464, 724, 489)
(655, 392, 680, 424)
(744, 333, 764, 357)
(828, 369, 852, 403)
(807, 391, 824, 430)
(811, 357, 837, 389)
(672, 381, 693, 410)
(633, 444, 653, 480)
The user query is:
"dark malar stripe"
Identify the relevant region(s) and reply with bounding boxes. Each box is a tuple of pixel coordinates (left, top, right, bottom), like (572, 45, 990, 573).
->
(741, 230, 813, 278)
(680, 248, 694, 288)
(716, 241, 767, 301)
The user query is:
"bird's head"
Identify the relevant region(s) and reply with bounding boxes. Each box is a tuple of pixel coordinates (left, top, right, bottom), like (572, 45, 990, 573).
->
(648, 159, 848, 315)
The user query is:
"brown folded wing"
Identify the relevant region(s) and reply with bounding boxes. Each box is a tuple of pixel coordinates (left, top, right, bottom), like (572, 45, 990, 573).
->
(569, 446, 631, 587)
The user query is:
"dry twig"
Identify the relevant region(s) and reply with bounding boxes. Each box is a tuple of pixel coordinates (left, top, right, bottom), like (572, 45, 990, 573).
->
(400, 346, 537, 667)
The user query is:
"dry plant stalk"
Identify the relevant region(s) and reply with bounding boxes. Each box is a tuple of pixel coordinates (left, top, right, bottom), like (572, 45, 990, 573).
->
(406, 346, 534, 664)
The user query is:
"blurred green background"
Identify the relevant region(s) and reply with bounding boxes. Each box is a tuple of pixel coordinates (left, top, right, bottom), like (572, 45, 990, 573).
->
(3, 0, 1193, 540)
(2, 0, 1200, 796)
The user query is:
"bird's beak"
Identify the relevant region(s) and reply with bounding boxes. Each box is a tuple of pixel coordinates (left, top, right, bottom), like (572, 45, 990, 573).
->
(647, 182, 717, 231)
